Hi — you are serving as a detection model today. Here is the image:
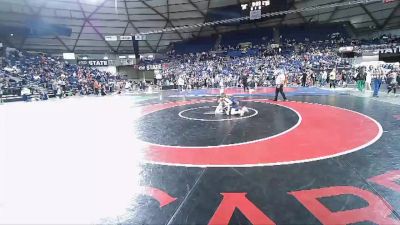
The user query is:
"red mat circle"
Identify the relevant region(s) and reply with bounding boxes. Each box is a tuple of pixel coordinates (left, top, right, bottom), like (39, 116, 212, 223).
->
(137, 99, 382, 167)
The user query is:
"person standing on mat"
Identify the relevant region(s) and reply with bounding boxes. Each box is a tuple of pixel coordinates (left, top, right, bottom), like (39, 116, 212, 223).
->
(301, 69, 307, 87)
(372, 67, 382, 97)
(274, 70, 287, 101)
(241, 74, 249, 92)
(365, 67, 372, 91)
(356, 67, 366, 92)
(329, 68, 336, 89)
(387, 70, 397, 95)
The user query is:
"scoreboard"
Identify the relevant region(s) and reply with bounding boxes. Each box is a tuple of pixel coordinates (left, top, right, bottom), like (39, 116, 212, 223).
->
(242, 1, 271, 20)
(206, 0, 290, 24)
(241, 0, 290, 20)
(241, 0, 271, 11)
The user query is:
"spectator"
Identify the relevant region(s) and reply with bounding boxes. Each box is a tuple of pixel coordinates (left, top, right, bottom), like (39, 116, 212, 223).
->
(0, 48, 127, 101)
(21, 86, 31, 101)
(356, 67, 366, 92)
(329, 68, 336, 89)
(387, 71, 397, 95)
(320, 69, 328, 87)
(0, 85, 3, 104)
(372, 67, 383, 97)
(365, 68, 372, 91)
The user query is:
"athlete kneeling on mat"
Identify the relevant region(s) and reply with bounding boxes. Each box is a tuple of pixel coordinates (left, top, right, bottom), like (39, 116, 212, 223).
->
(215, 93, 249, 116)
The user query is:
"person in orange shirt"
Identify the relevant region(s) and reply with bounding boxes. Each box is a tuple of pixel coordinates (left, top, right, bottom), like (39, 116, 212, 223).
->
(93, 80, 100, 95)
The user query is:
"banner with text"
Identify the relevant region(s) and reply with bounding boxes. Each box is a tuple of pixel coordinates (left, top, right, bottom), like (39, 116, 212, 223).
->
(77, 60, 109, 67)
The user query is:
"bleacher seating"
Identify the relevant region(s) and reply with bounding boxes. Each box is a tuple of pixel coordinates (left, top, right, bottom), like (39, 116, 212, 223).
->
(173, 36, 217, 54)
(171, 23, 350, 55)
(0, 48, 126, 102)
(220, 27, 274, 48)
(280, 23, 349, 42)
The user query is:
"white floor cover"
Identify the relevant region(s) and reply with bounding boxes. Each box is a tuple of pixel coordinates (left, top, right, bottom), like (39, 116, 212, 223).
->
(0, 96, 147, 224)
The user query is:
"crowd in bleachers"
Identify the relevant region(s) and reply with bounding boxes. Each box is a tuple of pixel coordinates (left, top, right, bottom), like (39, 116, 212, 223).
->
(160, 32, 399, 94)
(1, 25, 399, 103)
(0, 48, 128, 102)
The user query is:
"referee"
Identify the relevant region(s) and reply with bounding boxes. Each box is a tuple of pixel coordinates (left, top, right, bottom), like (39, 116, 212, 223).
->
(274, 71, 287, 101)
(242, 74, 249, 92)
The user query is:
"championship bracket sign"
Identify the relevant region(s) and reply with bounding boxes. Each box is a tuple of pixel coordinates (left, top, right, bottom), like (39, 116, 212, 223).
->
(77, 60, 109, 67)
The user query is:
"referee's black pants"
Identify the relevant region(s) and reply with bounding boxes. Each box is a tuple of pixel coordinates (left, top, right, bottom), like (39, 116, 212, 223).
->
(274, 84, 287, 101)
(243, 82, 249, 91)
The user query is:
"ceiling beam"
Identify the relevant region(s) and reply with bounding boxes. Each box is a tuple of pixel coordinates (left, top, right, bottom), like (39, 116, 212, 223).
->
(138, 0, 184, 40)
(116, 22, 130, 52)
(305, 6, 395, 23)
(73, 21, 86, 51)
(1, 7, 208, 17)
(381, 2, 400, 29)
(359, 3, 381, 29)
(86, 0, 110, 19)
(188, 0, 218, 37)
(155, 0, 170, 52)
(86, 20, 117, 52)
(278, 0, 297, 27)
(197, 0, 213, 37)
(347, 21, 359, 37)
(293, 5, 308, 23)
(77, 0, 117, 52)
(123, 0, 155, 53)
(188, 0, 206, 17)
(0, 10, 204, 23)
(55, 36, 73, 51)
(20, 0, 48, 49)
(326, 0, 347, 22)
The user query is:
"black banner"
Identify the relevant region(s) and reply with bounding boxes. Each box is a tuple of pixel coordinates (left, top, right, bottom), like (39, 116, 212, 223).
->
(77, 60, 109, 67)
(379, 53, 400, 63)
(133, 39, 140, 62)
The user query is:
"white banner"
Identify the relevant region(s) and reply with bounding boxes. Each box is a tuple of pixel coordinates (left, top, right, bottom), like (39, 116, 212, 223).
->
(135, 34, 146, 40)
(138, 64, 162, 71)
(339, 46, 354, 53)
(105, 36, 118, 41)
(120, 36, 133, 41)
(77, 60, 109, 67)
